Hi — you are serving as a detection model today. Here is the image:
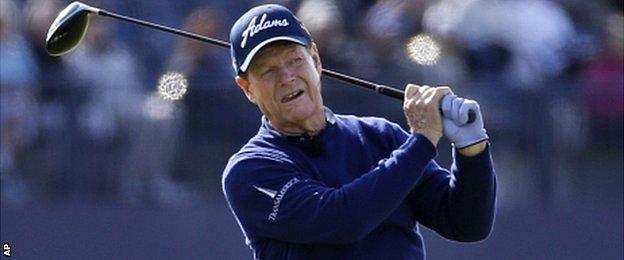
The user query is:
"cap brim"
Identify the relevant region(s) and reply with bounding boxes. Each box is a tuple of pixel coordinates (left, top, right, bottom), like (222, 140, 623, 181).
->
(239, 36, 309, 73)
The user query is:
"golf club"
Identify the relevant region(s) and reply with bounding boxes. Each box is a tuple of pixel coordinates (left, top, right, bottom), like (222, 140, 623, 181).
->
(46, 1, 475, 124)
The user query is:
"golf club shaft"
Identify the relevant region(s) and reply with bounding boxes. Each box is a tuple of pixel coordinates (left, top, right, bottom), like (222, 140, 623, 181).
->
(96, 8, 475, 123)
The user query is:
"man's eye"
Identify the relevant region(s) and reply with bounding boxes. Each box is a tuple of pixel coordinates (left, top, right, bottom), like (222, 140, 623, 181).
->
(290, 57, 303, 66)
(261, 69, 275, 78)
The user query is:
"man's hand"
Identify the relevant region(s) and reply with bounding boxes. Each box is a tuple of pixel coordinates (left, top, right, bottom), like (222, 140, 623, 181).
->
(403, 85, 453, 147)
(440, 95, 489, 153)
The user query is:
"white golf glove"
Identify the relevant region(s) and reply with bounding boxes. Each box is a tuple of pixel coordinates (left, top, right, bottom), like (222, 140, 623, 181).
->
(441, 95, 489, 149)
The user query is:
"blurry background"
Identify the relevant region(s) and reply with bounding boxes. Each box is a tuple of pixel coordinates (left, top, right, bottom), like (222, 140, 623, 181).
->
(1, 0, 622, 258)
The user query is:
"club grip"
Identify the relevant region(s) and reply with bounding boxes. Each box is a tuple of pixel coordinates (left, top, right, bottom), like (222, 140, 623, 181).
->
(376, 85, 476, 124)
(438, 108, 476, 124)
(467, 110, 476, 124)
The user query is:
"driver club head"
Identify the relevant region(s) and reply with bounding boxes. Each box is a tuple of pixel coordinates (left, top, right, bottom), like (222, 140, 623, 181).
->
(46, 1, 100, 56)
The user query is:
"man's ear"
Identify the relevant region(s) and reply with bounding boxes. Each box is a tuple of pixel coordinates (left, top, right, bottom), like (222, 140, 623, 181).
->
(235, 76, 256, 104)
(309, 42, 322, 74)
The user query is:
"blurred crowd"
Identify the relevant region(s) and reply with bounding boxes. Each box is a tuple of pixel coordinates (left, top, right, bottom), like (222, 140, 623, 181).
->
(1, 0, 622, 208)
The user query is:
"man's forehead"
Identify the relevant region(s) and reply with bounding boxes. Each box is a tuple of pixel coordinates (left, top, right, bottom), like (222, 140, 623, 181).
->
(251, 42, 303, 67)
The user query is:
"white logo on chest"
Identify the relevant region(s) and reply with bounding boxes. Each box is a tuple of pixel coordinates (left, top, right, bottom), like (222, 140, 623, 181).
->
(241, 13, 290, 48)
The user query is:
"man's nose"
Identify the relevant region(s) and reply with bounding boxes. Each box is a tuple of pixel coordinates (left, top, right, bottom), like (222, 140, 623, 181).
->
(277, 67, 296, 86)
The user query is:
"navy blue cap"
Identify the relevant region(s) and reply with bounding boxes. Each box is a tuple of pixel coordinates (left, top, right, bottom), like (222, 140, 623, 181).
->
(230, 4, 312, 75)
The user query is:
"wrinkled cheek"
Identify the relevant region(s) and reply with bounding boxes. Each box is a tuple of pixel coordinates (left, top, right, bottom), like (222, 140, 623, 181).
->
(311, 86, 323, 105)
(257, 99, 277, 118)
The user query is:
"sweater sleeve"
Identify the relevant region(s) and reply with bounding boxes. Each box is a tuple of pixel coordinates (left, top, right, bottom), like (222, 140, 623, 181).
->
(222, 135, 436, 245)
(383, 118, 496, 242)
(408, 144, 497, 242)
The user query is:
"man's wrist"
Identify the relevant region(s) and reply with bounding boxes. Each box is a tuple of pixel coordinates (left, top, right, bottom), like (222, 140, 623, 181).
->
(457, 140, 487, 156)
(412, 129, 441, 147)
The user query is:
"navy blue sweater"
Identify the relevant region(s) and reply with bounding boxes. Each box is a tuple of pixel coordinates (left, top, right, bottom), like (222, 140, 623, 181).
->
(222, 109, 496, 259)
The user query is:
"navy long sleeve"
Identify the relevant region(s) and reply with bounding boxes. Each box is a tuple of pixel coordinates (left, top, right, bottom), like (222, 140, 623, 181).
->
(222, 109, 496, 259)
(409, 146, 496, 242)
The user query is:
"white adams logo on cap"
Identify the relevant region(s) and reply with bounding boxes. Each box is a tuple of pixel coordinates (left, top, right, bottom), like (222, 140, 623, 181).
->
(240, 13, 290, 48)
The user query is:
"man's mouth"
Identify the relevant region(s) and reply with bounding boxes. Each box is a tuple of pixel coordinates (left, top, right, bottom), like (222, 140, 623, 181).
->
(281, 90, 304, 103)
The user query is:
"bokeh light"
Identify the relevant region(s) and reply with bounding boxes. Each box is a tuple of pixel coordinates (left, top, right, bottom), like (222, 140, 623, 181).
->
(406, 34, 441, 66)
(157, 72, 188, 101)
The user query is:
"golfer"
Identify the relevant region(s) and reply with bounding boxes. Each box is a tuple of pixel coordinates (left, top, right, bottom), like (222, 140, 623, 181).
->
(222, 4, 496, 259)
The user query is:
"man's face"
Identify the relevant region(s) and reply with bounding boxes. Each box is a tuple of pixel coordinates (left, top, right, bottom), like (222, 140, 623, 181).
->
(236, 42, 324, 133)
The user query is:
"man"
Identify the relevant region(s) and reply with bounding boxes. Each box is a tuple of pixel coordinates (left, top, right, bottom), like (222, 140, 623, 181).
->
(222, 4, 495, 259)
